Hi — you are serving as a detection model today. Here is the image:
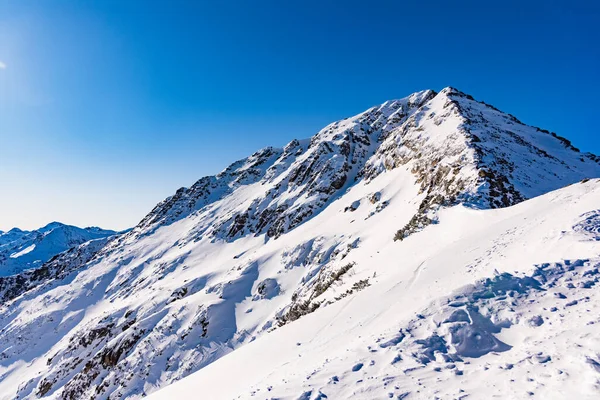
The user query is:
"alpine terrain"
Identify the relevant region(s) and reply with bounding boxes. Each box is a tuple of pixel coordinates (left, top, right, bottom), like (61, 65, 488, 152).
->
(0, 87, 599, 400)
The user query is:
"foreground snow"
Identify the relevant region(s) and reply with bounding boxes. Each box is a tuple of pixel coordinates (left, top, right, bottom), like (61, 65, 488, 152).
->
(150, 180, 600, 400)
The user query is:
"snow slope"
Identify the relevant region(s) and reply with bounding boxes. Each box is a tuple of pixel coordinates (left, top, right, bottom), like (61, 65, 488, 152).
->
(0, 88, 598, 400)
(150, 179, 600, 400)
(0, 223, 116, 276)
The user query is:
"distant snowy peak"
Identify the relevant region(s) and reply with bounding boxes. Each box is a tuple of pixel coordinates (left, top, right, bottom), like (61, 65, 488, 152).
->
(130, 87, 599, 242)
(0, 222, 117, 276)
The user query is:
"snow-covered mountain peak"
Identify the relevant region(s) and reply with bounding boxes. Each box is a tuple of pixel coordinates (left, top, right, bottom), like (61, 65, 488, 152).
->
(129, 87, 598, 245)
(40, 221, 65, 231)
(0, 88, 598, 400)
(362, 87, 599, 238)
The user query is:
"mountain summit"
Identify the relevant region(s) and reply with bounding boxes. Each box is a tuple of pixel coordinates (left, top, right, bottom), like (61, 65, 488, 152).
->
(133, 87, 598, 242)
(0, 88, 598, 400)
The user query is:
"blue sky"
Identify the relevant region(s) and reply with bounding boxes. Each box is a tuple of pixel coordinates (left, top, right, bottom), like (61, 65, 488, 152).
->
(1, 0, 599, 231)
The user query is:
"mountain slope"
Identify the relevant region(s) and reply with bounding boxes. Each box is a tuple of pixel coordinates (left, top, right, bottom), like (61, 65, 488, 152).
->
(0, 222, 117, 276)
(150, 179, 600, 400)
(0, 88, 598, 400)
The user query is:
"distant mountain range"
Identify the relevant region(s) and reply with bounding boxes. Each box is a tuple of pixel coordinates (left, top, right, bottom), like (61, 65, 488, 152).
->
(0, 87, 598, 400)
(0, 222, 116, 276)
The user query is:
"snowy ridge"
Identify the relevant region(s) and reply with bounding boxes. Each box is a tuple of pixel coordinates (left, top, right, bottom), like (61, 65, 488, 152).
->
(0, 88, 598, 400)
(132, 147, 284, 238)
(130, 89, 435, 242)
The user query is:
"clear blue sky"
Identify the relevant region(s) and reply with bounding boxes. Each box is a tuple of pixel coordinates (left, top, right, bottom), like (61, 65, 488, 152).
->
(1, 0, 598, 231)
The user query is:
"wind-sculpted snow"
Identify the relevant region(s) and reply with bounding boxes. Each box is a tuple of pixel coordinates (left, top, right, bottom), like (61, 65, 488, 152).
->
(207, 257, 599, 400)
(0, 89, 600, 400)
(574, 210, 600, 241)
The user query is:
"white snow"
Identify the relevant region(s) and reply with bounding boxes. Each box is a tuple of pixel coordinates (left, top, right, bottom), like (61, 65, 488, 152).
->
(9, 244, 36, 258)
(150, 180, 600, 400)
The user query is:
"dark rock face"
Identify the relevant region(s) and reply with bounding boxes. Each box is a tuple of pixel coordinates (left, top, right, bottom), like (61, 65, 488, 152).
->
(278, 263, 355, 326)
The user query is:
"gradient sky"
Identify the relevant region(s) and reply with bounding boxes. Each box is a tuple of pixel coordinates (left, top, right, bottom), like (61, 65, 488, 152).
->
(1, 0, 599, 231)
